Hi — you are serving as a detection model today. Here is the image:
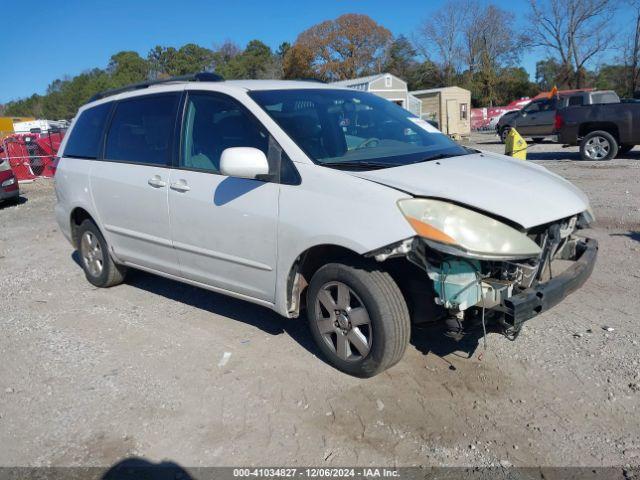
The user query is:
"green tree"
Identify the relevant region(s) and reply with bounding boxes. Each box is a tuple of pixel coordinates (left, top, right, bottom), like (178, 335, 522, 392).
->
(108, 51, 149, 85)
(276, 42, 291, 59)
(147, 45, 177, 79)
(495, 67, 538, 105)
(596, 64, 629, 96)
(4, 94, 44, 117)
(409, 60, 442, 90)
(384, 35, 418, 82)
(147, 44, 214, 77)
(171, 44, 215, 76)
(225, 40, 277, 79)
(535, 58, 563, 90)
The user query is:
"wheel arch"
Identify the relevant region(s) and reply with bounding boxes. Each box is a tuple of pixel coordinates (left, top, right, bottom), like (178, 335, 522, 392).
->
(284, 244, 366, 318)
(579, 122, 620, 141)
(69, 207, 98, 248)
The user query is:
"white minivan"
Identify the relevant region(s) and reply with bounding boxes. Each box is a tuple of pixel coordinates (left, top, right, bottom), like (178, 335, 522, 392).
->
(55, 73, 597, 377)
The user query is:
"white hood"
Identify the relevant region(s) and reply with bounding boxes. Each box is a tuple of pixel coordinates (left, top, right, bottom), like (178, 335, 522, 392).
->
(349, 152, 589, 229)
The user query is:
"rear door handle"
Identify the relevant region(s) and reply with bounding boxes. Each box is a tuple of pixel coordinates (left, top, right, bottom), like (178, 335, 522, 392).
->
(148, 176, 167, 188)
(170, 180, 190, 192)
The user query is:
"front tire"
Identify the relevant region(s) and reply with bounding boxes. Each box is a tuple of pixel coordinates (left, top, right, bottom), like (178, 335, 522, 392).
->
(306, 261, 410, 377)
(77, 219, 127, 288)
(499, 127, 511, 144)
(580, 130, 618, 161)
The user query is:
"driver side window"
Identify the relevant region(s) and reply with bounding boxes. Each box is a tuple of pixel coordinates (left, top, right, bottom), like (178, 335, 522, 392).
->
(524, 102, 541, 114)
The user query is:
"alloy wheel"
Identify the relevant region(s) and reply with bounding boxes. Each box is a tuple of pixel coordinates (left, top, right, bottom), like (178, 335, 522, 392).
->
(584, 136, 610, 160)
(314, 281, 372, 361)
(81, 231, 104, 277)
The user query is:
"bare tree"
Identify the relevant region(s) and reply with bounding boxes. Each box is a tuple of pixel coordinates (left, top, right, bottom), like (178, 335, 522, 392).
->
(462, 4, 521, 105)
(622, 0, 640, 95)
(415, 0, 470, 85)
(416, 1, 520, 104)
(525, 0, 617, 88)
(464, 5, 519, 73)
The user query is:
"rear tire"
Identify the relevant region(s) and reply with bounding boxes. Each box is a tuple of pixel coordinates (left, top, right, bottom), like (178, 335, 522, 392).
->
(77, 219, 127, 288)
(306, 261, 410, 378)
(579, 130, 618, 161)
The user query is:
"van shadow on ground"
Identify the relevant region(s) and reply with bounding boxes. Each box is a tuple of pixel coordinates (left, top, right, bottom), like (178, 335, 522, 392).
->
(71, 252, 483, 368)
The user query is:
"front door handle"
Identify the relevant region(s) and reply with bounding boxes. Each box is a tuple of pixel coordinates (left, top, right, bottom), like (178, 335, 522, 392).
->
(148, 176, 167, 188)
(170, 180, 190, 192)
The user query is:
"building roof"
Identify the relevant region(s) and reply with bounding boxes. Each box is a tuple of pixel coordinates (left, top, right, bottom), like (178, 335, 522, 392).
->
(411, 86, 470, 95)
(331, 73, 397, 87)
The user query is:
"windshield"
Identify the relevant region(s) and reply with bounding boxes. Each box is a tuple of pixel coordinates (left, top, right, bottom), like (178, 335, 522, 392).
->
(249, 89, 470, 169)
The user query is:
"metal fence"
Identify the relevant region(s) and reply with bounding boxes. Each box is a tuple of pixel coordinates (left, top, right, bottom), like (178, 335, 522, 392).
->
(0, 129, 66, 180)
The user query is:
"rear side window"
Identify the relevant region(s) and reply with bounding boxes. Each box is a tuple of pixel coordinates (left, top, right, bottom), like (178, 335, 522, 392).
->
(105, 94, 179, 166)
(568, 96, 584, 106)
(63, 102, 112, 159)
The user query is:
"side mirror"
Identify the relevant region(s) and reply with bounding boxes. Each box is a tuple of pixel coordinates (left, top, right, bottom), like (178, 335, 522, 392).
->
(220, 147, 269, 179)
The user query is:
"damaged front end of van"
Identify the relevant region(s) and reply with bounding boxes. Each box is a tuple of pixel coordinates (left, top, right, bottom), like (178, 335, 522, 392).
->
(369, 199, 598, 337)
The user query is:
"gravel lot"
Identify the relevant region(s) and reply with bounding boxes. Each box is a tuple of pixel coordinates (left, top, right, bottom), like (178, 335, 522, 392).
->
(1, 133, 639, 470)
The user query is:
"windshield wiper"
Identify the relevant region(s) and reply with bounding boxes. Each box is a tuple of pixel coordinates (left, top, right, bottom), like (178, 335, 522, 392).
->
(418, 151, 470, 162)
(321, 161, 396, 170)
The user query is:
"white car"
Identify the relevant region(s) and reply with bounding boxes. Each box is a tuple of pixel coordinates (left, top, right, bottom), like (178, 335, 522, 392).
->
(54, 73, 597, 377)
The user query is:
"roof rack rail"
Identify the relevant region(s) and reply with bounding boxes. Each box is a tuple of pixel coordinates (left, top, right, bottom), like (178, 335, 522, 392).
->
(296, 78, 327, 83)
(87, 72, 224, 103)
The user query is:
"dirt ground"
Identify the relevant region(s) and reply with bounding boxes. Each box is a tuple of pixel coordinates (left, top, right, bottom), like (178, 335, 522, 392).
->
(0, 133, 639, 469)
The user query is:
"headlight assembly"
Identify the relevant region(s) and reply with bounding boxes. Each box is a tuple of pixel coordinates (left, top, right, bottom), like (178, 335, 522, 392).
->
(1, 177, 16, 188)
(397, 198, 542, 260)
(578, 207, 595, 228)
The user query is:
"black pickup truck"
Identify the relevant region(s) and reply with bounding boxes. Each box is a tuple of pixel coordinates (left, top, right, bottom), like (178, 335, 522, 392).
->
(497, 90, 619, 143)
(555, 101, 640, 160)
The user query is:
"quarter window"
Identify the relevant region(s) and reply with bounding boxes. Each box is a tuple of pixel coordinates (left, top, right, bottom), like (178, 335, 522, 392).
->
(105, 94, 179, 166)
(63, 102, 112, 159)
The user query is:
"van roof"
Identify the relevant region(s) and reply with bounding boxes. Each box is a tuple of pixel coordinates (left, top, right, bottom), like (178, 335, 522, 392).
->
(87, 73, 336, 104)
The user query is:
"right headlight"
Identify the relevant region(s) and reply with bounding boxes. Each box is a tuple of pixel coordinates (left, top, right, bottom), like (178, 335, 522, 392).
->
(578, 207, 595, 227)
(397, 198, 542, 260)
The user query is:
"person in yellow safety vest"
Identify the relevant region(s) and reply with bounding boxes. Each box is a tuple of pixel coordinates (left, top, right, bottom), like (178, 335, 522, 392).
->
(505, 128, 527, 160)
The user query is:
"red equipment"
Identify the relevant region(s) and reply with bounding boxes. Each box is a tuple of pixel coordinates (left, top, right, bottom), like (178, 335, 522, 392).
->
(0, 130, 65, 180)
(0, 134, 36, 180)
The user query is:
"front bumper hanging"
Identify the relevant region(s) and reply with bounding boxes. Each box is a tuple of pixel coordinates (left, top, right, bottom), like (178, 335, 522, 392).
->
(502, 237, 598, 329)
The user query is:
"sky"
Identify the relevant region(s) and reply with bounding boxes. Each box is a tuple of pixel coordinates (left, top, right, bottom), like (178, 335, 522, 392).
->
(0, 0, 625, 103)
